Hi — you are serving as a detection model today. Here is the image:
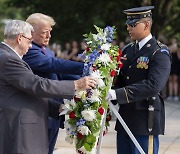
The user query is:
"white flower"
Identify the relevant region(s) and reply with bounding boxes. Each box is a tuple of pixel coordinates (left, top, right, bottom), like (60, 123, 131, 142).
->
(87, 41, 92, 44)
(91, 70, 105, 88)
(70, 99, 76, 107)
(101, 43, 111, 50)
(81, 109, 96, 121)
(92, 34, 98, 41)
(91, 70, 102, 79)
(75, 90, 87, 100)
(98, 53, 111, 64)
(97, 78, 105, 88)
(97, 33, 106, 43)
(93, 33, 106, 43)
(87, 89, 101, 102)
(65, 135, 74, 144)
(64, 99, 76, 108)
(78, 125, 91, 135)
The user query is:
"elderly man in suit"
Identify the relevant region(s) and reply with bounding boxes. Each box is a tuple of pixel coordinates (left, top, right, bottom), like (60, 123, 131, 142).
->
(0, 20, 96, 154)
(22, 13, 87, 154)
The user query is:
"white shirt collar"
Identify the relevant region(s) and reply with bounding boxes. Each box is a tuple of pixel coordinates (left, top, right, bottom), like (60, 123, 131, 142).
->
(1, 42, 22, 59)
(138, 34, 152, 50)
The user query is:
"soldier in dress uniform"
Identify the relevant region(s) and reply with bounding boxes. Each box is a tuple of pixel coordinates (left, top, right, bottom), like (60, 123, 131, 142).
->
(107, 6, 171, 154)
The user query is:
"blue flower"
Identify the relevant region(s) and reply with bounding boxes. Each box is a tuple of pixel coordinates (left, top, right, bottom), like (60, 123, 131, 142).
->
(76, 118, 86, 127)
(104, 26, 114, 43)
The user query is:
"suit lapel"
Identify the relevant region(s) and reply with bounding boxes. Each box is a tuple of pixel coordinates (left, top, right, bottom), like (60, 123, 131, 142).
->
(0, 43, 32, 71)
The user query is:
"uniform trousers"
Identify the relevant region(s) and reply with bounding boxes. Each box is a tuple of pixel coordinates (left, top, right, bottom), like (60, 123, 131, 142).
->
(117, 133, 159, 154)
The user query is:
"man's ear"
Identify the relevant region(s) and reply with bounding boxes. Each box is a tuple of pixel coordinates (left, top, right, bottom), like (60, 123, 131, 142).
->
(17, 34, 22, 44)
(144, 21, 149, 30)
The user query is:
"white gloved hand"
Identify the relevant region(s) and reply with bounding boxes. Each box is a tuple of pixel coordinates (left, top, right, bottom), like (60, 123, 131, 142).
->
(106, 89, 117, 101)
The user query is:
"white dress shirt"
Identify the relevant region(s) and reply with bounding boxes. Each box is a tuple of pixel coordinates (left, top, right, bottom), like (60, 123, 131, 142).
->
(138, 33, 152, 50)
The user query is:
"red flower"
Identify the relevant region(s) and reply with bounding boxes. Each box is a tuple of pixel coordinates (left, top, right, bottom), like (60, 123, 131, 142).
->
(106, 114, 112, 121)
(118, 49, 122, 57)
(92, 66, 97, 71)
(74, 96, 81, 102)
(118, 62, 123, 69)
(77, 132, 83, 139)
(69, 111, 76, 119)
(86, 47, 90, 52)
(110, 70, 116, 77)
(116, 55, 121, 62)
(103, 131, 107, 136)
(98, 107, 104, 115)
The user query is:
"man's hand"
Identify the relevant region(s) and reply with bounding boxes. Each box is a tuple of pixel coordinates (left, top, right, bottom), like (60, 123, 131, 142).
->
(74, 76, 97, 91)
(106, 89, 117, 101)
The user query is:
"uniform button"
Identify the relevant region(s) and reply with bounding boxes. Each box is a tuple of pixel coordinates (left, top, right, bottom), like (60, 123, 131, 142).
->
(126, 76, 129, 79)
(129, 66, 131, 68)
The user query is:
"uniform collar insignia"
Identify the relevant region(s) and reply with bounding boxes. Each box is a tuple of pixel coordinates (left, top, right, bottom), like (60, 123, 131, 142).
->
(146, 44, 151, 47)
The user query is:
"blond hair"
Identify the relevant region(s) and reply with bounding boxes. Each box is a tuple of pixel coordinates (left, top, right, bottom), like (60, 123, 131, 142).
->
(26, 13, 56, 28)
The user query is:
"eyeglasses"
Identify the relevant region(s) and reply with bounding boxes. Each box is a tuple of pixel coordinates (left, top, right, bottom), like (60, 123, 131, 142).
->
(127, 22, 142, 28)
(22, 35, 33, 42)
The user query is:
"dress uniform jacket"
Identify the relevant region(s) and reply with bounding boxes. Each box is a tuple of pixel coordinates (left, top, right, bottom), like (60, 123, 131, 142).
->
(114, 37, 171, 136)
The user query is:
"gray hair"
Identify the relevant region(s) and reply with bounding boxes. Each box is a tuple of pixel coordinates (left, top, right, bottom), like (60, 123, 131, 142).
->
(4, 20, 34, 39)
(26, 13, 56, 29)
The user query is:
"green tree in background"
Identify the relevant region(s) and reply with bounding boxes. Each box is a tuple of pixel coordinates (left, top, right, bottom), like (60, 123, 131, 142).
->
(2, 0, 180, 45)
(0, 0, 22, 41)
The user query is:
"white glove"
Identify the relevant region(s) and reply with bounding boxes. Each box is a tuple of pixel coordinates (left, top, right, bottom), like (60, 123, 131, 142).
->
(106, 89, 117, 101)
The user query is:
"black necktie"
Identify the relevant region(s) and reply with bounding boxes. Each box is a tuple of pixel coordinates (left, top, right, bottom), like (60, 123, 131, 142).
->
(136, 43, 139, 51)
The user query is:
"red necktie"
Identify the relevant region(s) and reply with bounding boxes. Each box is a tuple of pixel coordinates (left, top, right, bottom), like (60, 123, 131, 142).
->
(42, 46, 47, 55)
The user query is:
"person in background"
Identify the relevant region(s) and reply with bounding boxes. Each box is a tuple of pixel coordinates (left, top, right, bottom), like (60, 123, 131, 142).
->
(62, 42, 71, 59)
(107, 6, 171, 154)
(23, 13, 88, 154)
(166, 38, 180, 101)
(0, 19, 96, 154)
(67, 40, 83, 61)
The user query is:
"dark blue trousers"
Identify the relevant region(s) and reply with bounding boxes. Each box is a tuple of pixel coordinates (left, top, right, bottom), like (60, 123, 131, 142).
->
(117, 133, 159, 154)
(48, 118, 61, 154)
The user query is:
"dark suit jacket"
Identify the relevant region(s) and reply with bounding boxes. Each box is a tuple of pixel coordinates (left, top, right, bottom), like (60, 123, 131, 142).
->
(114, 38, 171, 135)
(23, 42, 84, 129)
(23, 42, 84, 80)
(0, 43, 75, 154)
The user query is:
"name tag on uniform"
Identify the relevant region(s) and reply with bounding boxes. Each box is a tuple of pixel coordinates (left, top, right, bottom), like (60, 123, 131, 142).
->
(136, 56, 149, 69)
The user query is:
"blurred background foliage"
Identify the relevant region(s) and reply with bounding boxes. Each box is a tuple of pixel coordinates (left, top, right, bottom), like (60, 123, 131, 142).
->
(0, 0, 180, 45)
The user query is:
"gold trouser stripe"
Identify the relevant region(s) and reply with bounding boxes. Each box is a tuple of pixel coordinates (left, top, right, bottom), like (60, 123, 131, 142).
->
(148, 135, 153, 154)
(123, 87, 129, 103)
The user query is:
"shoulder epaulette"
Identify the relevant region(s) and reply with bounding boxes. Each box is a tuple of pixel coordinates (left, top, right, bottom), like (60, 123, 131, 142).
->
(157, 40, 168, 49)
(122, 42, 134, 52)
(156, 40, 170, 55)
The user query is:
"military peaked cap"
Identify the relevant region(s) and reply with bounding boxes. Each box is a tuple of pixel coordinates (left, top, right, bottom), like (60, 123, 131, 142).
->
(123, 6, 154, 25)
